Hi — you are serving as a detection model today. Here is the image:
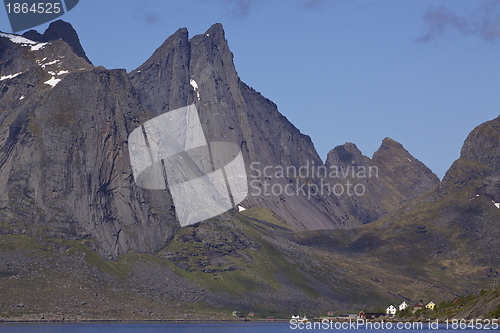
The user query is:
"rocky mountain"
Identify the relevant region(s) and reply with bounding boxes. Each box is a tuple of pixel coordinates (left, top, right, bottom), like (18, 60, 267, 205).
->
(21, 20, 92, 64)
(323, 138, 439, 226)
(298, 115, 500, 305)
(128, 23, 439, 231)
(0, 20, 440, 259)
(451, 287, 500, 320)
(0, 29, 176, 260)
(3, 20, 497, 321)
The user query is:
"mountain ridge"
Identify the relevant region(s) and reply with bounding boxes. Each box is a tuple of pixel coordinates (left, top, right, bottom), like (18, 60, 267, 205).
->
(0, 21, 441, 257)
(2, 21, 497, 320)
(129, 22, 440, 231)
(22, 19, 92, 64)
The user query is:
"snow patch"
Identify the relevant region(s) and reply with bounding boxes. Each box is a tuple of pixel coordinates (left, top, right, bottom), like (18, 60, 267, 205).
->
(190, 79, 200, 100)
(407, 158, 412, 162)
(31, 42, 48, 51)
(19, 95, 24, 100)
(0, 32, 36, 45)
(46, 69, 69, 79)
(238, 205, 246, 212)
(206, 33, 210, 37)
(39, 59, 60, 69)
(0, 33, 49, 51)
(495, 203, 500, 209)
(190, 79, 198, 90)
(44, 76, 61, 88)
(0, 72, 22, 81)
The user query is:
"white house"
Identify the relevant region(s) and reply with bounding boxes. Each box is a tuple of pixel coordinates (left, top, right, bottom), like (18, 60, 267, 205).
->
(399, 301, 408, 311)
(386, 305, 397, 315)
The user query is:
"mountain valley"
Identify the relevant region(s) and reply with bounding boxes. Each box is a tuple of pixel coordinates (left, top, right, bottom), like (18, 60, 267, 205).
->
(0, 21, 498, 320)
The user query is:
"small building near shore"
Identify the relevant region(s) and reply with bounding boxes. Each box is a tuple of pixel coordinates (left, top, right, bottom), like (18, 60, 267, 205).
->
(359, 311, 365, 319)
(386, 304, 397, 315)
(425, 301, 435, 311)
(399, 301, 408, 311)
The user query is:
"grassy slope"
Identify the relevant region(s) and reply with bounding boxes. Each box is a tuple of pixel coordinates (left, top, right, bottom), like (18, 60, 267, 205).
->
(1, 176, 498, 321)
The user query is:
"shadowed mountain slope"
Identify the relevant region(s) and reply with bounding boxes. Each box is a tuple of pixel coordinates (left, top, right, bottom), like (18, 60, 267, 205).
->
(129, 23, 439, 231)
(0, 22, 498, 319)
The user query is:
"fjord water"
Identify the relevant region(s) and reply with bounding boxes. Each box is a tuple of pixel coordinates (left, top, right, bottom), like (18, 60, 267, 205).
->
(0, 322, 464, 332)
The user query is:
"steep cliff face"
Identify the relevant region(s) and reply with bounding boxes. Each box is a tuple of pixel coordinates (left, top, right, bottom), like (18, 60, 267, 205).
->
(22, 19, 92, 64)
(129, 23, 440, 230)
(432, 115, 500, 262)
(442, 115, 500, 202)
(323, 138, 439, 225)
(129, 23, 340, 230)
(2, 22, 498, 316)
(1, 21, 441, 259)
(335, 115, 500, 279)
(0, 32, 177, 260)
(373, 137, 440, 200)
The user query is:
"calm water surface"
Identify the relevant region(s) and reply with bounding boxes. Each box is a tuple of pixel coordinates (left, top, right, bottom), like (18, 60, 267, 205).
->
(0, 322, 486, 332)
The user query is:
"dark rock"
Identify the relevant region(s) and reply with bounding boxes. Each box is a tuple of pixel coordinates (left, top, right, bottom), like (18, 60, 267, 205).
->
(22, 20, 92, 64)
(323, 138, 439, 224)
(0, 36, 176, 259)
(373, 137, 440, 200)
(130, 23, 439, 230)
(1, 21, 441, 260)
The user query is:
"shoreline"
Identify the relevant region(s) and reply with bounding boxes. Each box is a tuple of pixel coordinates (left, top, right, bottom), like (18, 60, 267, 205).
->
(0, 316, 485, 324)
(0, 318, 290, 324)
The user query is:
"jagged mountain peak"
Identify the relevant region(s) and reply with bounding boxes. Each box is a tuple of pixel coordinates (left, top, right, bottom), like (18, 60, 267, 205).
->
(1, 22, 442, 258)
(373, 137, 439, 200)
(325, 142, 365, 166)
(22, 19, 92, 64)
(459, 115, 500, 168)
(0, 27, 93, 107)
(323, 138, 439, 224)
(133, 23, 227, 77)
(129, 23, 237, 117)
(206, 22, 224, 35)
(372, 137, 414, 166)
(377, 136, 403, 150)
(441, 115, 500, 201)
(191, 22, 226, 42)
(159, 27, 189, 49)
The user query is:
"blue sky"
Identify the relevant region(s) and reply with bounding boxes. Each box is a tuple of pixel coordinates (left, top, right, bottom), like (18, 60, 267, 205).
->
(1, 0, 500, 179)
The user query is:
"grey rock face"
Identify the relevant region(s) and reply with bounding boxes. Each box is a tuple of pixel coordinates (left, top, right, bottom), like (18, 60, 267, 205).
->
(22, 20, 92, 64)
(1, 21, 441, 259)
(442, 115, 500, 202)
(388, 115, 500, 265)
(323, 138, 439, 225)
(1, 31, 176, 260)
(373, 137, 440, 200)
(129, 23, 340, 230)
(129, 23, 440, 231)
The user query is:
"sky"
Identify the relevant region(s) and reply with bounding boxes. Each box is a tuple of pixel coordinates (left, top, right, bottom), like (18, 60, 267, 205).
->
(1, 0, 500, 179)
